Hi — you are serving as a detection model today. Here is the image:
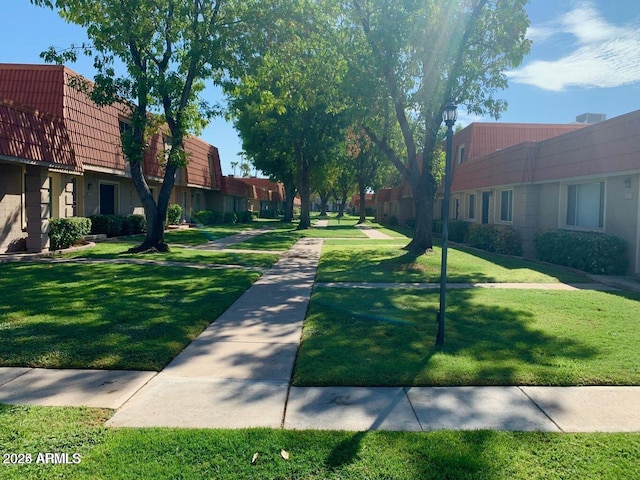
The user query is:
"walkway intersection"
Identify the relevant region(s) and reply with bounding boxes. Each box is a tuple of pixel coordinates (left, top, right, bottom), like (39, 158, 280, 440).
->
(1, 227, 639, 432)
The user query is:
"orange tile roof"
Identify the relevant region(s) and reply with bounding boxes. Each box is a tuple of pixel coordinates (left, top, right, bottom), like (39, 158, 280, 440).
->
(0, 98, 80, 171)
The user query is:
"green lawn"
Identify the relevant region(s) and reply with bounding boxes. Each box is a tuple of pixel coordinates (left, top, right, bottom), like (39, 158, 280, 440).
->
(1, 405, 638, 480)
(0, 262, 259, 370)
(317, 244, 592, 283)
(294, 287, 640, 386)
(62, 239, 280, 268)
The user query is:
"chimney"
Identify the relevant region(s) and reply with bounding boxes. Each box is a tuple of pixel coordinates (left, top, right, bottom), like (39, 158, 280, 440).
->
(575, 113, 606, 124)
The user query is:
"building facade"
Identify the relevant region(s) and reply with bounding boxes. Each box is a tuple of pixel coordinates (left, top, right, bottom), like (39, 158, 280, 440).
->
(0, 63, 229, 253)
(375, 113, 640, 276)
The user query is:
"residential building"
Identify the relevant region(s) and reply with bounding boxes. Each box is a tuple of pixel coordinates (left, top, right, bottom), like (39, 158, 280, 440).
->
(375, 112, 640, 276)
(0, 63, 235, 253)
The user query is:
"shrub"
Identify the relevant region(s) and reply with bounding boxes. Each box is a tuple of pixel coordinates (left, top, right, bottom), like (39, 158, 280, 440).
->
(90, 215, 124, 238)
(468, 224, 522, 256)
(535, 229, 627, 275)
(122, 214, 147, 235)
(388, 215, 399, 226)
(223, 212, 237, 224)
(193, 210, 222, 225)
(405, 217, 415, 228)
(237, 211, 253, 223)
(365, 207, 375, 217)
(49, 217, 92, 250)
(167, 204, 182, 225)
(432, 219, 442, 234)
(448, 220, 469, 243)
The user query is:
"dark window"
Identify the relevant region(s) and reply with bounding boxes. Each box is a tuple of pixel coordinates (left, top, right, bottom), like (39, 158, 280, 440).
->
(468, 194, 476, 220)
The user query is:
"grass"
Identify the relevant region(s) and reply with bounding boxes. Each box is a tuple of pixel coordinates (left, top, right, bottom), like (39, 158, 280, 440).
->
(1, 404, 639, 479)
(317, 244, 593, 283)
(0, 262, 259, 370)
(294, 287, 640, 386)
(62, 239, 279, 268)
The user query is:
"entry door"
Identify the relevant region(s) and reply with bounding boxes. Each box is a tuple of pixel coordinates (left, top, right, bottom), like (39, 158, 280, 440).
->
(99, 184, 116, 215)
(481, 192, 491, 224)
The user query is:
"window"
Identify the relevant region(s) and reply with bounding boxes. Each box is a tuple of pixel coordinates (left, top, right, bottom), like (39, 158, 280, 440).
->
(500, 189, 513, 222)
(468, 193, 476, 220)
(454, 198, 460, 220)
(456, 145, 466, 165)
(566, 182, 604, 228)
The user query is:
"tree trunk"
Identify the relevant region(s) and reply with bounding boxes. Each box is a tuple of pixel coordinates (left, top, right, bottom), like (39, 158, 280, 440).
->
(358, 186, 367, 223)
(403, 184, 435, 254)
(319, 191, 330, 216)
(283, 181, 296, 222)
(296, 152, 311, 229)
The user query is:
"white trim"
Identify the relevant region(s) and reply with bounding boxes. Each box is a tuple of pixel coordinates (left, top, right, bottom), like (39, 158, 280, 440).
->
(84, 164, 128, 177)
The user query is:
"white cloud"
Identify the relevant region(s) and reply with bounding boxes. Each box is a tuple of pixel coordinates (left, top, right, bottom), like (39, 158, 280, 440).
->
(507, 2, 640, 91)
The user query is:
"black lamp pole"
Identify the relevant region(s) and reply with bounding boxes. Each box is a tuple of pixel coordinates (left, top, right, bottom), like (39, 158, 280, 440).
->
(436, 101, 457, 348)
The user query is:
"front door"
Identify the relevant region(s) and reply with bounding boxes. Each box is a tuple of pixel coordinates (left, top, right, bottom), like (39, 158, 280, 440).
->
(99, 183, 116, 215)
(481, 191, 490, 224)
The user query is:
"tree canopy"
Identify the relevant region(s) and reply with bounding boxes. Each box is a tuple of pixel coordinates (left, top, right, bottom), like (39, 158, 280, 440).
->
(32, 0, 234, 250)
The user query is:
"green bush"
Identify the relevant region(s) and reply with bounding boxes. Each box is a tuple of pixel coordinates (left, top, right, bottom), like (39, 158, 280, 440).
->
(193, 210, 222, 225)
(388, 216, 399, 226)
(535, 229, 628, 275)
(223, 212, 237, 224)
(448, 220, 469, 243)
(122, 214, 147, 235)
(468, 224, 522, 256)
(237, 211, 253, 223)
(89, 215, 124, 238)
(49, 217, 91, 250)
(432, 219, 442, 234)
(167, 204, 182, 225)
(405, 218, 415, 228)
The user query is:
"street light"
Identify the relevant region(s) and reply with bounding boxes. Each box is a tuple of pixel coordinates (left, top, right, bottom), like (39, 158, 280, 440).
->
(436, 101, 457, 348)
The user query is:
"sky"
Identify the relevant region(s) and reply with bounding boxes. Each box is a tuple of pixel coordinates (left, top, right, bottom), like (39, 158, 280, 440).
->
(2, 1, 640, 175)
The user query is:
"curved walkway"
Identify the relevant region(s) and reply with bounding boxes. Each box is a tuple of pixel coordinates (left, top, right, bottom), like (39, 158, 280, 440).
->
(1, 232, 639, 431)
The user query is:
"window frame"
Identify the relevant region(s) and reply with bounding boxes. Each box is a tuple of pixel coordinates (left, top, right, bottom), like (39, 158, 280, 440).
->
(499, 189, 513, 223)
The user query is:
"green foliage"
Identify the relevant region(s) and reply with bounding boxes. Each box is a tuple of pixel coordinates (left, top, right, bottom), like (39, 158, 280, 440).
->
(88, 214, 146, 237)
(48, 217, 92, 250)
(193, 210, 222, 225)
(388, 215, 399, 226)
(535, 230, 628, 275)
(448, 220, 469, 243)
(89, 215, 124, 238)
(166, 204, 182, 225)
(236, 210, 253, 223)
(122, 214, 147, 235)
(466, 224, 523, 256)
(223, 212, 238, 225)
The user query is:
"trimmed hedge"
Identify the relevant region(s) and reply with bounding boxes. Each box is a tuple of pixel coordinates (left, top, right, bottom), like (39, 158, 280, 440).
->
(167, 204, 182, 225)
(468, 224, 523, 256)
(535, 229, 628, 275)
(237, 211, 253, 223)
(223, 212, 237, 225)
(448, 220, 469, 243)
(49, 217, 92, 250)
(89, 214, 146, 238)
(193, 210, 222, 225)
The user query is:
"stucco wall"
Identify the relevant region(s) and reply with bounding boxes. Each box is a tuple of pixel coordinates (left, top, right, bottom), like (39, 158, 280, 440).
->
(0, 163, 25, 252)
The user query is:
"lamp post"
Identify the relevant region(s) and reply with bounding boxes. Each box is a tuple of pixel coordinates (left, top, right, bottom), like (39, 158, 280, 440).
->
(436, 101, 457, 348)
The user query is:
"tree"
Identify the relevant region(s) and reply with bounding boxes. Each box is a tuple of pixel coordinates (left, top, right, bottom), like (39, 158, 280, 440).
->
(346, 0, 530, 253)
(33, 0, 232, 252)
(225, 0, 350, 229)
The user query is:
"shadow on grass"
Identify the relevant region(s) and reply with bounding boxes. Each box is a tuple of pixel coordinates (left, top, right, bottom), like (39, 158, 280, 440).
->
(0, 263, 258, 371)
(294, 288, 599, 387)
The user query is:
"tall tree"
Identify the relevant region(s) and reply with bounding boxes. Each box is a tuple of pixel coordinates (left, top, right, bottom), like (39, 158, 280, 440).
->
(33, 0, 232, 252)
(346, 0, 530, 253)
(226, 0, 350, 229)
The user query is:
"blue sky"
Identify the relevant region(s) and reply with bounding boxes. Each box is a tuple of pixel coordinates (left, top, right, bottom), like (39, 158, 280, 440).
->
(2, 1, 640, 175)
